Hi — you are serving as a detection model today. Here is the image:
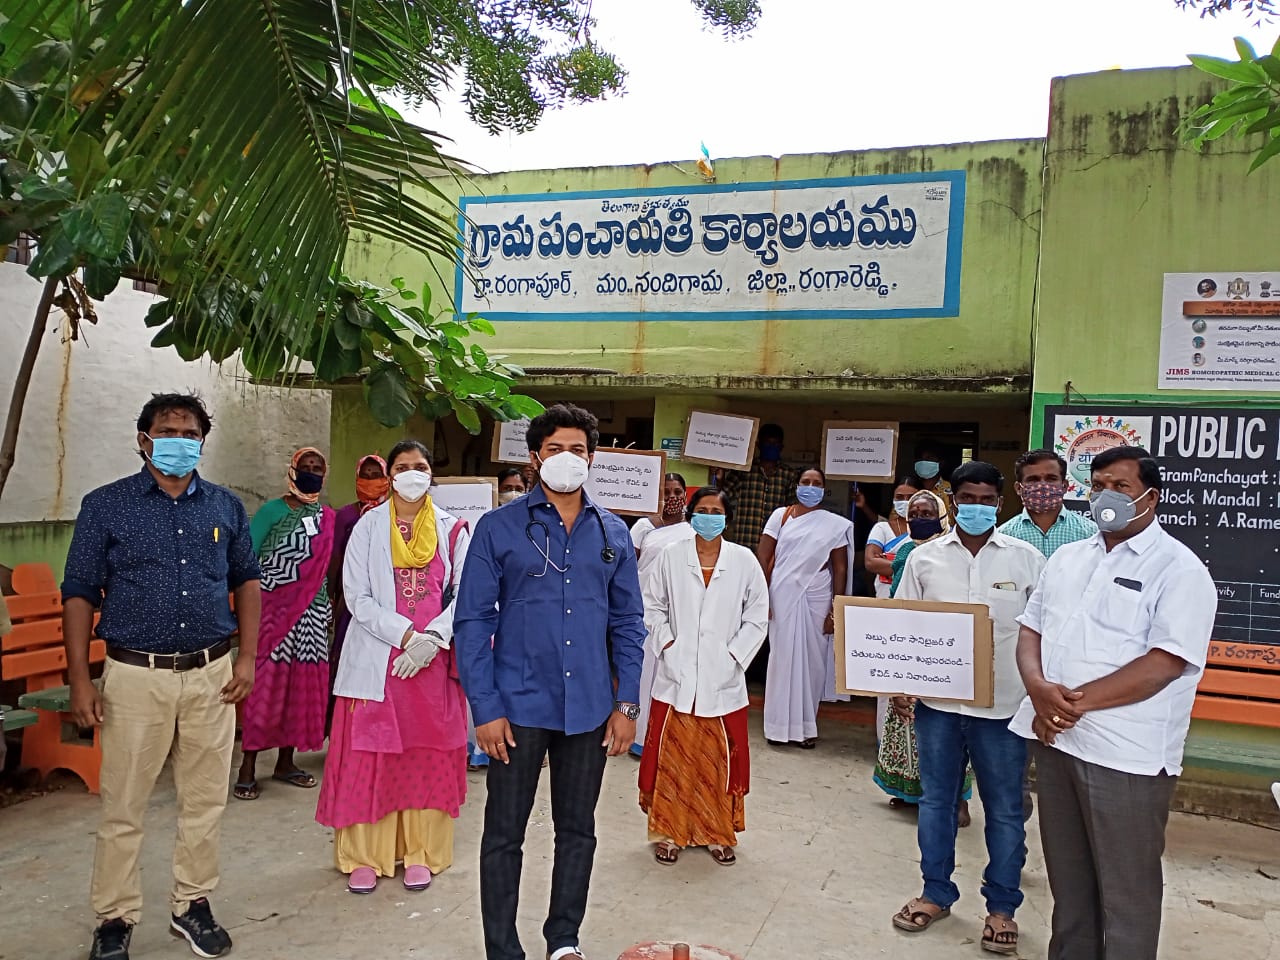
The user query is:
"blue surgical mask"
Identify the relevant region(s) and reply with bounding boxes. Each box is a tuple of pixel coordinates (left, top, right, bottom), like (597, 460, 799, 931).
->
(760, 441, 783, 463)
(914, 460, 940, 480)
(893, 500, 910, 518)
(690, 513, 727, 541)
(796, 485, 825, 508)
(147, 436, 203, 477)
(954, 503, 998, 535)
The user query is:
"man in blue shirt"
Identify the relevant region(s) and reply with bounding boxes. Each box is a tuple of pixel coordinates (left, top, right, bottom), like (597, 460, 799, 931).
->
(456, 403, 645, 960)
(63, 394, 261, 960)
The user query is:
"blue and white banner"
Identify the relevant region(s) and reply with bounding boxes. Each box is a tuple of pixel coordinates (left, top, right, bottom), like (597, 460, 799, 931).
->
(455, 172, 965, 322)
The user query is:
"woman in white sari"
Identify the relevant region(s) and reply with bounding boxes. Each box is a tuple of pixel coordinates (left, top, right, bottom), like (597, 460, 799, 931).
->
(630, 473, 694, 757)
(757, 467, 852, 748)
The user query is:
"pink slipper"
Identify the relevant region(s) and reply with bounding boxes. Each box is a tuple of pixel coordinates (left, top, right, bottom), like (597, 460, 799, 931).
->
(403, 865, 432, 891)
(347, 867, 378, 894)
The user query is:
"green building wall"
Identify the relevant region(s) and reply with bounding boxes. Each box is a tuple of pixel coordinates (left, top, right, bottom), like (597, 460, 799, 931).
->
(1034, 65, 1280, 772)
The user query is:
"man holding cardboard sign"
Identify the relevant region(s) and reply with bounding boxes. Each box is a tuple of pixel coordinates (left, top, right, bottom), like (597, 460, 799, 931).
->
(890, 461, 1044, 955)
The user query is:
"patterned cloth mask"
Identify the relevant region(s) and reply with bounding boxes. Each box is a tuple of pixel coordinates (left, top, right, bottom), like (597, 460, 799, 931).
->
(1018, 480, 1065, 513)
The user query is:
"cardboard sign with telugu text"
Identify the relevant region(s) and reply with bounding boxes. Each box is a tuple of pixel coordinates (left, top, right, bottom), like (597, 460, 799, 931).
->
(680, 410, 760, 470)
(585, 448, 667, 516)
(821, 420, 899, 481)
(431, 477, 498, 532)
(490, 418, 531, 464)
(835, 597, 994, 707)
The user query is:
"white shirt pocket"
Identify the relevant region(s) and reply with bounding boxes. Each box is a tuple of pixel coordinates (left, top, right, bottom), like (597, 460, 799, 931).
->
(1086, 581, 1148, 661)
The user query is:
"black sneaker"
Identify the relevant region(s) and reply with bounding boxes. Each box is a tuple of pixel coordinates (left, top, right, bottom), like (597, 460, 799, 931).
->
(89, 919, 132, 960)
(169, 898, 232, 958)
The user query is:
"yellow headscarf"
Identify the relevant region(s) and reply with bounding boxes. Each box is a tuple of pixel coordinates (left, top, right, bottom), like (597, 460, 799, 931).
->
(389, 491, 438, 568)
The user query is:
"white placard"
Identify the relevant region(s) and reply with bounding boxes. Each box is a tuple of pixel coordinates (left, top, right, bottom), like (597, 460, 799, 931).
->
(680, 410, 760, 470)
(822, 421, 899, 481)
(841, 603, 979, 702)
(456, 173, 965, 321)
(491, 418, 531, 464)
(585, 448, 667, 516)
(1159, 271, 1280, 391)
(431, 478, 498, 532)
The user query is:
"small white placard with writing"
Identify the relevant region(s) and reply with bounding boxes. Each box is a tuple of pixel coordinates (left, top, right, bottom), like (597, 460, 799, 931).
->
(841, 603, 978, 702)
(585, 448, 667, 516)
(431, 478, 498, 532)
(681, 410, 760, 470)
(822, 421, 899, 481)
(491, 419, 531, 464)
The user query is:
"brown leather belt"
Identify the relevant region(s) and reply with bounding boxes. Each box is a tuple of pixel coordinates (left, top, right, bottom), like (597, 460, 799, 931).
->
(106, 638, 232, 672)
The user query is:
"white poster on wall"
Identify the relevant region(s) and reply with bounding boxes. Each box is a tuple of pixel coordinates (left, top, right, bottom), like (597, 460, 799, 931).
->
(456, 173, 965, 321)
(1159, 271, 1280, 391)
(1049, 412, 1153, 502)
(585, 448, 667, 516)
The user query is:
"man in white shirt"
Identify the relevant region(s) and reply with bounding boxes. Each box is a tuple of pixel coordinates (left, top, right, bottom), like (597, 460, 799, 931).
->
(1011, 445, 1217, 960)
(891, 461, 1045, 955)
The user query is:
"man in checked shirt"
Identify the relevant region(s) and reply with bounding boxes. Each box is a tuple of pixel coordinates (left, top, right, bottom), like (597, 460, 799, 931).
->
(63, 393, 261, 960)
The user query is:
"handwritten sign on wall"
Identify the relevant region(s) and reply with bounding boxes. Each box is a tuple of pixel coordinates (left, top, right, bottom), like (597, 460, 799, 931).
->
(822, 421, 899, 481)
(680, 410, 760, 471)
(456, 173, 965, 322)
(490, 418, 531, 465)
(431, 478, 498, 532)
(835, 597, 993, 707)
(585, 448, 667, 516)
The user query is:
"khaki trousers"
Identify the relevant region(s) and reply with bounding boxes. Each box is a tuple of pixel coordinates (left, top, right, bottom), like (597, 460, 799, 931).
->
(91, 654, 235, 923)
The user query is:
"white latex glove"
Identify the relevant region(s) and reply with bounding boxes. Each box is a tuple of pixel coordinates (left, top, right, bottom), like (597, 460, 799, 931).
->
(403, 632, 442, 670)
(391, 652, 422, 680)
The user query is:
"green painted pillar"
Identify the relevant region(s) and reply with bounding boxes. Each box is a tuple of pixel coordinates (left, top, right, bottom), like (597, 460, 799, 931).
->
(328, 386, 434, 507)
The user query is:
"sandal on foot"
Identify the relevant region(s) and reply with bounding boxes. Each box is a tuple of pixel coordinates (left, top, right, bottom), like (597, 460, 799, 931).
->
(654, 842, 680, 865)
(708, 844, 736, 866)
(347, 867, 378, 894)
(799, 738, 818, 750)
(233, 780, 259, 801)
(403, 865, 432, 891)
(892, 898, 950, 933)
(272, 768, 317, 788)
(981, 915, 1018, 955)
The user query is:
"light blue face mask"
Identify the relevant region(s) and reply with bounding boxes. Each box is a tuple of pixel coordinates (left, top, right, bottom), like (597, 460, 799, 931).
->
(954, 502, 998, 535)
(690, 512, 727, 541)
(914, 460, 940, 480)
(796, 485, 825, 508)
(146, 436, 203, 477)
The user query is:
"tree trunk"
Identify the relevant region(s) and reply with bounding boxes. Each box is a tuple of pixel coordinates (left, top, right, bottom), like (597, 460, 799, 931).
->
(0, 275, 60, 504)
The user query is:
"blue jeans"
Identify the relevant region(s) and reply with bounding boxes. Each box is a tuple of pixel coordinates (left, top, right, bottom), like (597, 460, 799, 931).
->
(914, 702, 1027, 917)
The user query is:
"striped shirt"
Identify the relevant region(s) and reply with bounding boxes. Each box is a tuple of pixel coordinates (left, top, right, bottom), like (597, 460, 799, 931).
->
(998, 507, 1098, 559)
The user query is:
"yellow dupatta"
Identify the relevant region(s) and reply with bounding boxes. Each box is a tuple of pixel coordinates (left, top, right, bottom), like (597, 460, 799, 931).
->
(389, 495, 438, 568)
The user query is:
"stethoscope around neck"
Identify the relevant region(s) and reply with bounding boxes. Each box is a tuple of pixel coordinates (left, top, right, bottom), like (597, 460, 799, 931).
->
(525, 499, 616, 577)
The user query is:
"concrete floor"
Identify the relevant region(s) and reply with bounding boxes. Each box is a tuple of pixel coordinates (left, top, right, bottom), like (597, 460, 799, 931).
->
(1, 717, 1278, 960)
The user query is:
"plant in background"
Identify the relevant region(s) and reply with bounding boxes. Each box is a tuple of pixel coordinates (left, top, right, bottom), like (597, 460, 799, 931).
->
(0, 1, 759, 502)
(1182, 35, 1280, 171)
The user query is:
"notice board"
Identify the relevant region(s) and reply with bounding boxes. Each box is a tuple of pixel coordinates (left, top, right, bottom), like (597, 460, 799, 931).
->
(835, 596, 994, 707)
(1043, 403, 1280, 651)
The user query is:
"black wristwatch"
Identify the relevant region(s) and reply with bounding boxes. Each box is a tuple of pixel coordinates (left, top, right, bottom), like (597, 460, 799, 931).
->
(615, 701, 641, 721)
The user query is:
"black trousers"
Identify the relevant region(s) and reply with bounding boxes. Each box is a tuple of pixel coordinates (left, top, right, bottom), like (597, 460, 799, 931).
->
(1034, 744, 1177, 960)
(480, 722, 608, 960)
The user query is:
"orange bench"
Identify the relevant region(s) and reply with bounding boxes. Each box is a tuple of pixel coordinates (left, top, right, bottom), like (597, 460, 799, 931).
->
(1193, 640, 1280, 728)
(2, 562, 104, 793)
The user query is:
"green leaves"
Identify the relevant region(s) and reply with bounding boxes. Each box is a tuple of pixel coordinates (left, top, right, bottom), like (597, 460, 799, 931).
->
(1184, 37, 1280, 171)
(366, 364, 419, 427)
(60, 193, 131, 259)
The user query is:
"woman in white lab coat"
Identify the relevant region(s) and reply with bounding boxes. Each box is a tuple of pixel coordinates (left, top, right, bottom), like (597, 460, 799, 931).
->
(638, 487, 769, 866)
